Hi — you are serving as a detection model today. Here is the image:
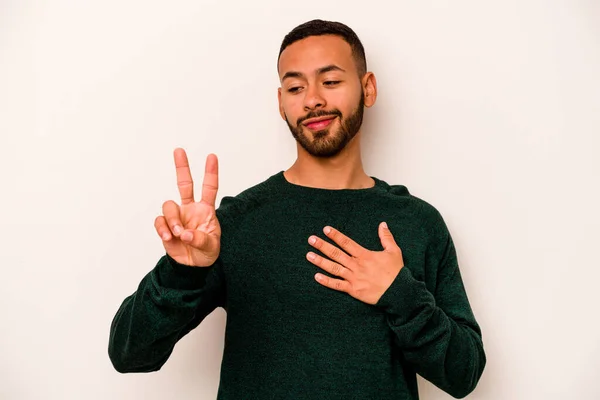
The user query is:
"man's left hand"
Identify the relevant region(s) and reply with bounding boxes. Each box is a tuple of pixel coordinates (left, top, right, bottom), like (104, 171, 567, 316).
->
(306, 222, 405, 305)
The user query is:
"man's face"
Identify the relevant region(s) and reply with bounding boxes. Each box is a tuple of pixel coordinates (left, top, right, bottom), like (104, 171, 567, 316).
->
(277, 35, 366, 158)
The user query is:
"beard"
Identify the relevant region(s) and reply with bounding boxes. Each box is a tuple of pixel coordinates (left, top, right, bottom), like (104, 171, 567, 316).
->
(285, 94, 365, 158)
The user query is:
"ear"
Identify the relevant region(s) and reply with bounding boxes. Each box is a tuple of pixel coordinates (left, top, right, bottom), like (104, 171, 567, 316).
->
(362, 72, 377, 108)
(277, 87, 286, 120)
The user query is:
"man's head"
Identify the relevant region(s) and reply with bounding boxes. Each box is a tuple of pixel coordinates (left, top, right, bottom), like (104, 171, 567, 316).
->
(277, 20, 377, 158)
(278, 20, 367, 78)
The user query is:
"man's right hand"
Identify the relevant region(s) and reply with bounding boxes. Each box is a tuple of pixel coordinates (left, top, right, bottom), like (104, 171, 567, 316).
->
(154, 148, 221, 267)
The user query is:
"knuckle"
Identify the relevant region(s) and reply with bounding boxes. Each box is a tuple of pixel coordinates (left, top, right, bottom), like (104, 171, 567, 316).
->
(177, 179, 193, 187)
(162, 200, 178, 215)
(180, 195, 194, 203)
(332, 264, 341, 276)
(330, 248, 341, 260)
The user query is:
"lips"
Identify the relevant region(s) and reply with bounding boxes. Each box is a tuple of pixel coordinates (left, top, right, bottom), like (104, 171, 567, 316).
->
(303, 116, 336, 130)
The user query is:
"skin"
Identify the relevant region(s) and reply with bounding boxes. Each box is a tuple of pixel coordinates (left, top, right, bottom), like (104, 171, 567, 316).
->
(307, 223, 404, 305)
(154, 34, 405, 304)
(154, 149, 221, 267)
(277, 35, 377, 190)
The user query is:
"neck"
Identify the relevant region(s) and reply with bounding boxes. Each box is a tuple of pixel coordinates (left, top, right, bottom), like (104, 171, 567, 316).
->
(284, 131, 374, 190)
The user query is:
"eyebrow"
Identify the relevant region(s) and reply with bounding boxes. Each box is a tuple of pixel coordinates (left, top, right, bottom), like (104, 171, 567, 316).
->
(282, 64, 346, 82)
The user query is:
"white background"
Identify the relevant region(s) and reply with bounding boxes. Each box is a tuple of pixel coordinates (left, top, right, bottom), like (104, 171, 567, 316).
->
(1, 1, 599, 399)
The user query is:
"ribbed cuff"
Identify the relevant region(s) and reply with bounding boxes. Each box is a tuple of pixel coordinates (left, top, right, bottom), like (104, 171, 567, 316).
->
(157, 253, 214, 290)
(375, 266, 436, 320)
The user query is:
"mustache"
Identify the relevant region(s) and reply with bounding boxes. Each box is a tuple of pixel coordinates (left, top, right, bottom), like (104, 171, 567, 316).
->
(297, 109, 342, 126)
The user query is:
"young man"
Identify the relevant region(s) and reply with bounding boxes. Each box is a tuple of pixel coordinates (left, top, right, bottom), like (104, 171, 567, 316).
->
(109, 20, 486, 399)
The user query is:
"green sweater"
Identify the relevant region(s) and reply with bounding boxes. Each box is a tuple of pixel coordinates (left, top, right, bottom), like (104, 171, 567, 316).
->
(109, 171, 486, 399)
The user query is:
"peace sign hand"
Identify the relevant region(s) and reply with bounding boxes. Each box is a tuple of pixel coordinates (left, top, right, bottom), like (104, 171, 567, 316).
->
(154, 148, 221, 267)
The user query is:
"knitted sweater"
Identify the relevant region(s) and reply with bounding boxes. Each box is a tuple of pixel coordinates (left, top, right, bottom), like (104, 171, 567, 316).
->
(109, 171, 486, 399)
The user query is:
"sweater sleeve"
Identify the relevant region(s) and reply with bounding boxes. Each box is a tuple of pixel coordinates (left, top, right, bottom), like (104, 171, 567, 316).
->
(375, 218, 486, 398)
(107, 196, 246, 374)
(108, 254, 226, 373)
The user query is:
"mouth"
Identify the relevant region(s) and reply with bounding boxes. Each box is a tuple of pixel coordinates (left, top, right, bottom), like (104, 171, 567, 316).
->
(303, 116, 337, 131)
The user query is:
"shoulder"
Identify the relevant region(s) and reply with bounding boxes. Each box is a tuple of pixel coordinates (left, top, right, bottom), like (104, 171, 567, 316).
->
(215, 172, 280, 227)
(376, 178, 448, 236)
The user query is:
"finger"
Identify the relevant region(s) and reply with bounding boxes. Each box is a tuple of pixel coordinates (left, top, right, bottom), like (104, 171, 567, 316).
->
(322, 226, 366, 257)
(174, 148, 195, 205)
(308, 235, 354, 268)
(306, 252, 350, 279)
(180, 228, 209, 250)
(314, 273, 351, 293)
(378, 222, 400, 252)
(162, 200, 183, 237)
(200, 153, 219, 207)
(154, 215, 172, 241)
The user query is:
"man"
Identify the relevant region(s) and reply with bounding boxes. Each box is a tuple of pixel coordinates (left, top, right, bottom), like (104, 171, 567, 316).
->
(109, 19, 486, 399)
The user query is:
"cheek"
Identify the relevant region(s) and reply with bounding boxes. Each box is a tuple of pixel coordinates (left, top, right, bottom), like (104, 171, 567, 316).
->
(339, 93, 362, 115)
(328, 88, 357, 109)
(281, 97, 303, 122)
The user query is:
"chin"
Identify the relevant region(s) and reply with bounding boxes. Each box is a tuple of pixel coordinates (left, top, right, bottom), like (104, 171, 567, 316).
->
(306, 138, 347, 158)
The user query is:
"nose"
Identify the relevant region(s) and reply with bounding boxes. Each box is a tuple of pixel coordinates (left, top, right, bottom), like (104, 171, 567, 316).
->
(303, 85, 326, 111)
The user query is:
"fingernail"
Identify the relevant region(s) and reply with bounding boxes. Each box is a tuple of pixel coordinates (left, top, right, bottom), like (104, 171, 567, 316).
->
(382, 222, 388, 229)
(173, 225, 182, 235)
(162, 232, 170, 241)
(309, 236, 317, 245)
(307, 252, 316, 261)
(323, 226, 331, 234)
(181, 231, 192, 242)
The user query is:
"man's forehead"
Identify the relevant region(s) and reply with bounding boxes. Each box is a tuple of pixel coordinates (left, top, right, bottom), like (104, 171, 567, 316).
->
(278, 35, 354, 77)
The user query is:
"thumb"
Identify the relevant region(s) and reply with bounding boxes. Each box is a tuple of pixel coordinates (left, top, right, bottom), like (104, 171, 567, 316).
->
(180, 228, 208, 250)
(378, 222, 399, 252)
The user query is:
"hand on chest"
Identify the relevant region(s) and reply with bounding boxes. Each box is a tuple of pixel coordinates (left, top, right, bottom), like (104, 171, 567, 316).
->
(225, 215, 420, 312)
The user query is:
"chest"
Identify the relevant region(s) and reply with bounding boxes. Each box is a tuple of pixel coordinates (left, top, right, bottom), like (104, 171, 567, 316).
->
(221, 206, 429, 322)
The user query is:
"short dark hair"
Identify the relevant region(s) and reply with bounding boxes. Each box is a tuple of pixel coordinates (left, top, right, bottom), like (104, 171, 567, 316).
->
(278, 19, 367, 77)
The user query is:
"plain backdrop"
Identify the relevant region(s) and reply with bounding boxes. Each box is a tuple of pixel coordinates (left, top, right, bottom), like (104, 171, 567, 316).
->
(1, 0, 599, 399)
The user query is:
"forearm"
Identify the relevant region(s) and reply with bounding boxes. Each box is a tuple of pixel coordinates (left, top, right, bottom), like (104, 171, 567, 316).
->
(108, 254, 219, 373)
(376, 267, 485, 398)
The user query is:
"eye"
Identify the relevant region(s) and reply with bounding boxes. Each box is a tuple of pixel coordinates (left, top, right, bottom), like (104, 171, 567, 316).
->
(287, 87, 302, 93)
(324, 81, 341, 86)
